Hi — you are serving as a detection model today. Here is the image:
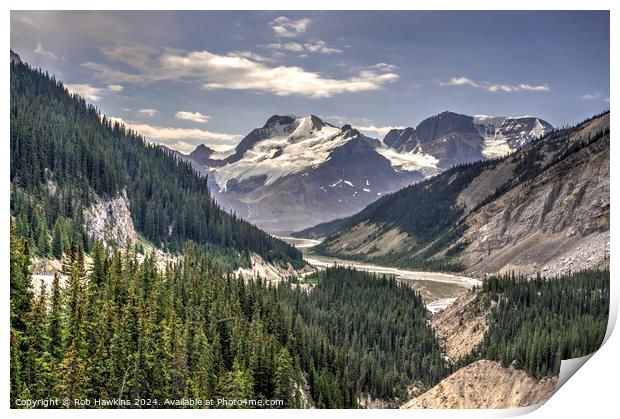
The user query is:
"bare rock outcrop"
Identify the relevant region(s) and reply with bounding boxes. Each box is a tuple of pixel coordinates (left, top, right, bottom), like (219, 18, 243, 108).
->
(401, 360, 557, 409)
(85, 191, 137, 250)
(234, 252, 310, 285)
(431, 292, 490, 360)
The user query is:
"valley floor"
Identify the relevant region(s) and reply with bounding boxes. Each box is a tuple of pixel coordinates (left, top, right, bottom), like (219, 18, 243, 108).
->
(281, 236, 480, 313)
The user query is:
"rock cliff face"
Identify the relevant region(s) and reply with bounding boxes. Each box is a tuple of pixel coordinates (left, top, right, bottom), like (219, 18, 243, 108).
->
(85, 191, 137, 249)
(233, 252, 301, 284)
(401, 360, 557, 409)
(458, 114, 609, 277)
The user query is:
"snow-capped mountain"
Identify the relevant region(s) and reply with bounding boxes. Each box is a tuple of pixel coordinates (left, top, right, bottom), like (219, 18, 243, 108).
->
(383, 111, 553, 167)
(187, 112, 552, 232)
(195, 115, 427, 231)
(474, 115, 553, 159)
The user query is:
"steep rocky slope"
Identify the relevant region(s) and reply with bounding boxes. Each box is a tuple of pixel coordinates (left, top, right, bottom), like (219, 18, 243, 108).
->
(84, 191, 137, 250)
(459, 115, 609, 277)
(313, 112, 609, 276)
(401, 360, 557, 409)
(430, 292, 490, 360)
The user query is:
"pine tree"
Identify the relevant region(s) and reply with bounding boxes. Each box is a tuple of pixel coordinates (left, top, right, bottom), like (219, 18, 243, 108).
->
(10, 317, 24, 406)
(10, 224, 33, 332)
(215, 359, 254, 408)
(48, 273, 63, 360)
(273, 347, 295, 407)
(24, 281, 54, 399)
(55, 343, 89, 404)
(90, 240, 107, 286)
(51, 220, 65, 259)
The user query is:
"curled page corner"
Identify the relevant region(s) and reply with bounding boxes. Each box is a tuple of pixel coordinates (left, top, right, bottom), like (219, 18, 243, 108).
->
(557, 354, 595, 390)
(550, 287, 620, 398)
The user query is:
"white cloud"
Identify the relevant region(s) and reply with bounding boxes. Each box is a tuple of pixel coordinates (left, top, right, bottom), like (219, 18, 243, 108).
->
(271, 16, 311, 37)
(439, 76, 550, 93)
(261, 42, 303, 53)
(283, 42, 305, 52)
(138, 108, 159, 117)
(319, 114, 357, 127)
(86, 47, 399, 98)
(356, 124, 406, 138)
(581, 92, 603, 100)
(101, 43, 158, 69)
(109, 116, 242, 154)
(107, 84, 124, 92)
(303, 41, 343, 54)
(82, 61, 146, 84)
(34, 42, 62, 60)
(229, 50, 272, 62)
(65, 83, 107, 102)
(175, 111, 210, 123)
(516, 83, 551, 92)
(319, 114, 402, 138)
(371, 63, 398, 72)
(65, 82, 123, 102)
(261, 40, 342, 55)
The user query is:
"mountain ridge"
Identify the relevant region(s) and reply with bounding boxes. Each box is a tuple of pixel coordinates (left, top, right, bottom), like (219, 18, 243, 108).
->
(308, 111, 609, 276)
(187, 111, 551, 231)
(383, 111, 553, 166)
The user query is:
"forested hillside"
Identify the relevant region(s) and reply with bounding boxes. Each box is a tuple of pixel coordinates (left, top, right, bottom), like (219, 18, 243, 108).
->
(311, 159, 495, 271)
(11, 225, 608, 408)
(283, 268, 450, 401)
(10, 61, 302, 266)
(461, 269, 609, 378)
(10, 230, 446, 408)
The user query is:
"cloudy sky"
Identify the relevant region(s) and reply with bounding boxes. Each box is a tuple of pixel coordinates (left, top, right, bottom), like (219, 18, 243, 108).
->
(11, 11, 609, 153)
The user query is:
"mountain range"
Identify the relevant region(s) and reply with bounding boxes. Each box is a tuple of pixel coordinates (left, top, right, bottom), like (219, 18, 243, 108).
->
(179, 112, 553, 232)
(306, 112, 609, 277)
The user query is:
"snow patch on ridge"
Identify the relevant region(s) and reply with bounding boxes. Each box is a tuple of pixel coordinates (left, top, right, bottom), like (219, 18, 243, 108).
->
(376, 146, 440, 176)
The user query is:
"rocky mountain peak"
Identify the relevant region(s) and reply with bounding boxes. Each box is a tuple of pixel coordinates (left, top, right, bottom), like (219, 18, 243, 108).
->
(263, 114, 297, 129)
(415, 111, 478, 143)
(309, 114, 326, 130)
(187, 144, 219, 167)
(190, 144, 215, 158)
(339, 124, 364, 139)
